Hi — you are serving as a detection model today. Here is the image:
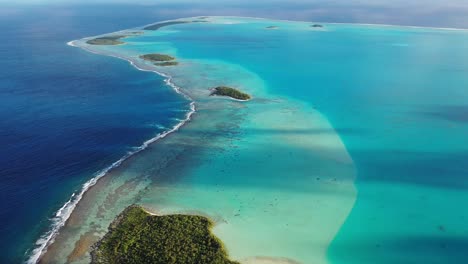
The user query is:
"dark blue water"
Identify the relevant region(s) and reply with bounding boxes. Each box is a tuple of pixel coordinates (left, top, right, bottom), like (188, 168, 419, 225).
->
(0, 6, 191, 263)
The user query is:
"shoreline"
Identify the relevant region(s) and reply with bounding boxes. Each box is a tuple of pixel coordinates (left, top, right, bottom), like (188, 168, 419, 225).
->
(209, 15, 468, 31)
(69, 15, 468, 52)
(31, 17, 358, 263)
(27, 40, 196, 264)
(131, 15, 468, 31)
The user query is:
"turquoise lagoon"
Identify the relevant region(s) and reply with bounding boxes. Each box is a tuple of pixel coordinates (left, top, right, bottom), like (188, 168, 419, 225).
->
(38, 17, 468, 264)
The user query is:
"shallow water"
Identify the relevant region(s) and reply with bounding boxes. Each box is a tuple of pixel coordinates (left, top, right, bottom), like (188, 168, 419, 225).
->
(39, 16, 468, 264)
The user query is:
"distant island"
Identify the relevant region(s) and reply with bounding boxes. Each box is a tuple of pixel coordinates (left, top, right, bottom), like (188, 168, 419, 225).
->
(91, 205, 239, 264)
(311, 24, 324, 28)
(144, 21, 190, 30)
(154, 61, 179, 66)
(86, 35, 126, 45)
(210, 86, 251, 100)
(266, 26, 279, 30)
(144, 19, 209, 31)
(86, 32, 143, 45)
(139, 53, 179, 66)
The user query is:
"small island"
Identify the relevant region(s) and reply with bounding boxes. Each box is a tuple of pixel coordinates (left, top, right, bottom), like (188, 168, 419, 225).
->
(140, 53, 175, 62)
(86, 35, 126, 45)
(311, 24, 324, 28)
(154, 61, 179, 66)
(144, 19, 211, 30)
(144, 21, 190, 30)
(266, 26, 279, 30)
(210, 86, 251, 101)
(86, 32, 143, 45)
(91, 205, 239, 264)
(139, 53, 180, 66)
(126, 31, 145, 37)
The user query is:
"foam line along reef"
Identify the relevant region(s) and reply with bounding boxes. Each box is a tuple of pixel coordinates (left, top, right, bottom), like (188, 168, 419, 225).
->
(28, 42, 196, 264)
(34, 17, 358, 264)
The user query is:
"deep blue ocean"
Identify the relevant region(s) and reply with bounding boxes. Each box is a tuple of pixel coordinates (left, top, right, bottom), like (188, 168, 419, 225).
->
(0, 6, 192, 263)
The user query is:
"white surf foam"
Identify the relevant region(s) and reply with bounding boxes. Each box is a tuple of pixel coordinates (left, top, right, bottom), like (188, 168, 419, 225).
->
(27, 41, 196, 264)
(66, 40, 77, 47)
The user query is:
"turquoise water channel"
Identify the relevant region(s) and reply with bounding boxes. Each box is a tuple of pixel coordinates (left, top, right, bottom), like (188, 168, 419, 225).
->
(40, 17, 468, 264)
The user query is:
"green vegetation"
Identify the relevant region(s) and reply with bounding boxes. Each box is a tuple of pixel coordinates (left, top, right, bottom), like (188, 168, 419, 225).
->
(86, 32, 143, 45)
(139, 53, 176, 62)
(144, 20, 210, 30)
(211, 86, 251, 100)
(140, 54, 181, 67)
(311, 24, 324, 28)
(144, 21, 190, 30)
(91, 205, 239, 264)
(86, 35, 126, 45)
(266, 26, 279, 29)
(154, 61, 179, 67)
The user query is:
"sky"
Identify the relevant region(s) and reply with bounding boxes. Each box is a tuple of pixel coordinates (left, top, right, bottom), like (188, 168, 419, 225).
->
(1, 0, 468, 28)
(3, 0, 468, 8)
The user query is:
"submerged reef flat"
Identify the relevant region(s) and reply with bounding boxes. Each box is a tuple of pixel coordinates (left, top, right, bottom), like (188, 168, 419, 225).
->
(210, 86, 251, 100)
(36, 16, 468, 264)
(86, 35, 126, 45)
(38, 17, 358, 264)
(91, 205, 239, 264)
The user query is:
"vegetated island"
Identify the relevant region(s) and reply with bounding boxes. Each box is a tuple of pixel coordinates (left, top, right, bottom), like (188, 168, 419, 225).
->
(311, 24, 324, 28)
(86, 32, 143, 45)
(210, 86, 251, 101)
(144, 21, 190, 30)
(139, 53, 179, 66)
(91, 205, 239, 264)
(144, 19, 209, 30)
(266, 26, 279, 30)
(154, 61, 179, 66)
(86, 35, 126, 45)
